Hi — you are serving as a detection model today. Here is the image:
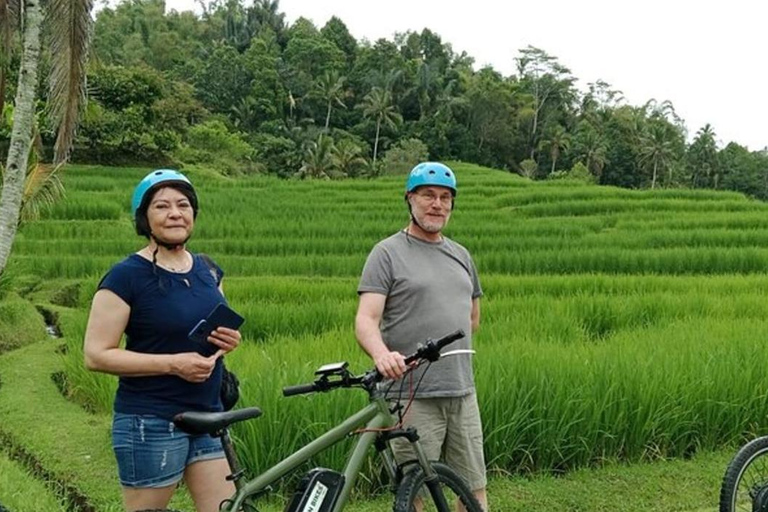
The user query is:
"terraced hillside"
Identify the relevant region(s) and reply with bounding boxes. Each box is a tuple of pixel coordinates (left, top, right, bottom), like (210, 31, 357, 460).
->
(7, 162, 768, 489)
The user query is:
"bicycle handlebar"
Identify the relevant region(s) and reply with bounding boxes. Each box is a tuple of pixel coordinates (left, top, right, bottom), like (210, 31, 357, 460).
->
(282, 382, 318, 397)
(403, 329, 465, 365)
(282, 329, 466, 397)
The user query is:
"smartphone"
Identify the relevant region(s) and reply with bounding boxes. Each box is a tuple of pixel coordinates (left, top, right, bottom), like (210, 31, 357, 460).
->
(188, 302, 245, 344)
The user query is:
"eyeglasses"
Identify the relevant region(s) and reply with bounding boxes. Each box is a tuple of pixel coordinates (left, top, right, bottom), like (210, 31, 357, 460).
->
(414, 192, 453, 205)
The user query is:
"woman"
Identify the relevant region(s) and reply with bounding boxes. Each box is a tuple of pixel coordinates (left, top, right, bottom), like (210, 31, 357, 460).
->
(84, 169, 241, 512)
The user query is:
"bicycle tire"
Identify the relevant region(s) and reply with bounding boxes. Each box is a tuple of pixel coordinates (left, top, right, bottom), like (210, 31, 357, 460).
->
(392, 462, 483, 512)
(720, 435, 768, 512)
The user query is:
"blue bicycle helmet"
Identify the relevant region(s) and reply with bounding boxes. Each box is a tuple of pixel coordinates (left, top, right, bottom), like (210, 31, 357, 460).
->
(405, 162, 457, 196)
(132, 169, 198, 238)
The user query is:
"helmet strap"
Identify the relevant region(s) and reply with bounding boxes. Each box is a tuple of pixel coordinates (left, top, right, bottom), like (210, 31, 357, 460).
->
(150, 232, 189, 251)
(406, 200, 427, 232)
(405, 196, 444, 241)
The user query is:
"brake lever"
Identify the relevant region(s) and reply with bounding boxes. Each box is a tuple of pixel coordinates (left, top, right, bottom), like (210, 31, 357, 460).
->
(440, 349, 476, 357)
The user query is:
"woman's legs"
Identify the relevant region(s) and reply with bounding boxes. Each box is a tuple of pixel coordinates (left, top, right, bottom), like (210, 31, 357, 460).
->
(184, 458, 236, 512)
(122, 484, 176, 511)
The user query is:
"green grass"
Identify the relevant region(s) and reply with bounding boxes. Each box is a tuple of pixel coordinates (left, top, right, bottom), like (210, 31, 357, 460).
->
(26, 164, 768, 474)
(0, 339, 196, 512)
(0, 336, 734, 512)
(0, 451, 65, 511)
(0, 293, 47, 354)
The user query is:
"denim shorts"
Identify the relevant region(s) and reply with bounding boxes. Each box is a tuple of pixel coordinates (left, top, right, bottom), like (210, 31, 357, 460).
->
(112, 413, 225, 488)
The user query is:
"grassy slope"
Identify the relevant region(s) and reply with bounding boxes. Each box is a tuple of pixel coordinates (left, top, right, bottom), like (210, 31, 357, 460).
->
(0, 451, 64, 511)
(0, 163, 749, 510)
(0, 334, 729, 512)
(0, 338, 194, 512)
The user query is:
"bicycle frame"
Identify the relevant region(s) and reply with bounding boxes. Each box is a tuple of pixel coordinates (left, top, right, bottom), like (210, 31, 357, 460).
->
(223, 395, 396, 512)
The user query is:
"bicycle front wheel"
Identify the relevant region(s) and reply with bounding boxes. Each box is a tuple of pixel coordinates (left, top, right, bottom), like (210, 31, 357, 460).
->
(393, 462, 483, 512)
(720, 436, 768, 512)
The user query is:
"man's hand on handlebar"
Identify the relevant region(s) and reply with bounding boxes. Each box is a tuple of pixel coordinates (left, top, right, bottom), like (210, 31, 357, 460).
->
(282, 330, 466, 397)
(373, 349, 407, 380)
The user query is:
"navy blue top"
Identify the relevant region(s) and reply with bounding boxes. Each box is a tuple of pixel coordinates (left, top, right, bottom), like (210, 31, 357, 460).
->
(98, 253, 227, 420)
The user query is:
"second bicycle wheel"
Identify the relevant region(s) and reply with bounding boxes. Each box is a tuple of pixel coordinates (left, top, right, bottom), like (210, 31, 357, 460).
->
(720, 436, 768, 512)
(393, 462, 483, 512)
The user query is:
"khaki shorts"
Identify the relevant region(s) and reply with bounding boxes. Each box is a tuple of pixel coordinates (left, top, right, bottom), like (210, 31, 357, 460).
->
(389, 393, 487, 491)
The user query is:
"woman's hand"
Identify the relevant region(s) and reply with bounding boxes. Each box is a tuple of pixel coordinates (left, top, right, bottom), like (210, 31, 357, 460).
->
(171, 352, 218, 383)
(207, 327, 241, 354)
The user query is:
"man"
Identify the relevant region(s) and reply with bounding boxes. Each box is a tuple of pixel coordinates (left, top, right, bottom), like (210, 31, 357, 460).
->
(355, 162, 488, 510)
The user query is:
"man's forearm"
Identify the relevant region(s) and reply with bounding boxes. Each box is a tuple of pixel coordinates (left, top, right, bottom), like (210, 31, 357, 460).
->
(355, 317, 389, 359)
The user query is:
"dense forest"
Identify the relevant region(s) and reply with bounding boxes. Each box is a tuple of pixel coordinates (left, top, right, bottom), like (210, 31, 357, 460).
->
(2, 0, 767, 197)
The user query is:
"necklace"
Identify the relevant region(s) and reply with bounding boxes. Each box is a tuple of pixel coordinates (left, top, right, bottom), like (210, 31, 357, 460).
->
(141, 248, 192, 273)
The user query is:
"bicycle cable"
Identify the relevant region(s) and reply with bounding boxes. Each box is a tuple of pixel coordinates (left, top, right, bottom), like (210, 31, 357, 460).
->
(353, 361, 433, 434)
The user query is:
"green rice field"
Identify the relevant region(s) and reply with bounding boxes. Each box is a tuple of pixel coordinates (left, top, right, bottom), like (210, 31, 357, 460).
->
(10, 162, 768, 485)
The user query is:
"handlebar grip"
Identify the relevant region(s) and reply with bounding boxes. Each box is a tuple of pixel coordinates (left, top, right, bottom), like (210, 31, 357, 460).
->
(282, 383, 317, 397)
(435, 329, 465, 350)
(404, 329, 466, 365)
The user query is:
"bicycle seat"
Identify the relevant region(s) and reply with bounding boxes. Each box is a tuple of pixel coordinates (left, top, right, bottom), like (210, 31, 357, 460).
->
(173, 407, 262, 436)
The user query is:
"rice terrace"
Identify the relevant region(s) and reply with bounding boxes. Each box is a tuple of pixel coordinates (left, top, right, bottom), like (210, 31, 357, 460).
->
(2, 163, 768, 510)
(1, 0, 768, 508)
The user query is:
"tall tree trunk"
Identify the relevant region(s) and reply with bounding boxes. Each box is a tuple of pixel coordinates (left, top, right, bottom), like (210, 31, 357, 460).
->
(651, 161, 658, 189)
(529, 107, 538, 161)
(0, 0, 42, 276)
(373, 119, 381, 165)
(324, 101, 331, 131)
(0, 69, 5, 116)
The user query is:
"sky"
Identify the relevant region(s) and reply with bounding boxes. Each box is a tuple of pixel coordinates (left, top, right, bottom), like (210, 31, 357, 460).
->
(101, 0, 768, 151)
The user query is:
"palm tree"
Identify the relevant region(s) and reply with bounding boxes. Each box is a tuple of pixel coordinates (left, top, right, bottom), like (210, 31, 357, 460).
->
(640, 123, 676, 189)
(365, 69, 403, 93)
(331, 139, 366, 177)
(688, 124, 720, 188)
(539, 125, 571, 174)
(0, 0, 92, 276)
(575, 125, 608, 179)
(1, 131, 65, 226)
(296, 134, 335, 180)
(311, 72, 348, 131)
(406, 60, 440, 120)
(359, 87, 402, 166)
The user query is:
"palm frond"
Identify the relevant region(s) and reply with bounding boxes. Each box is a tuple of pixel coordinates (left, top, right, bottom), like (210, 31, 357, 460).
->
(48, 0, 94, 164)
(21, 161, 65, 224)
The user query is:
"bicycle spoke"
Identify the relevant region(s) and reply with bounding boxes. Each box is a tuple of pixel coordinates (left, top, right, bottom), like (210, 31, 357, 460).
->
(733, 451, 768, 511)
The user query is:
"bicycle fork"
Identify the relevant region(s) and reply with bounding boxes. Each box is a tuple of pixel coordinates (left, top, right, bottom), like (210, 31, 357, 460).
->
(377, 427, 452, 512)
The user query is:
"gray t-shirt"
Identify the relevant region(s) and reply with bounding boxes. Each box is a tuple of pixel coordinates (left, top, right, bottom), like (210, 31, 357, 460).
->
(358, 230, 483, 398)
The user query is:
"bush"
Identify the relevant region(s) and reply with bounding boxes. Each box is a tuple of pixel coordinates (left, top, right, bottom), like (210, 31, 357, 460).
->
(519, 158, 538, 179)
(251, 132, 301, 177)
(381, 138, 429, 175)
(185, 120, 253, 159)
(0, 294, 46, 353)
(549, 162, 596, 184)
(175, 120, 257, 175)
